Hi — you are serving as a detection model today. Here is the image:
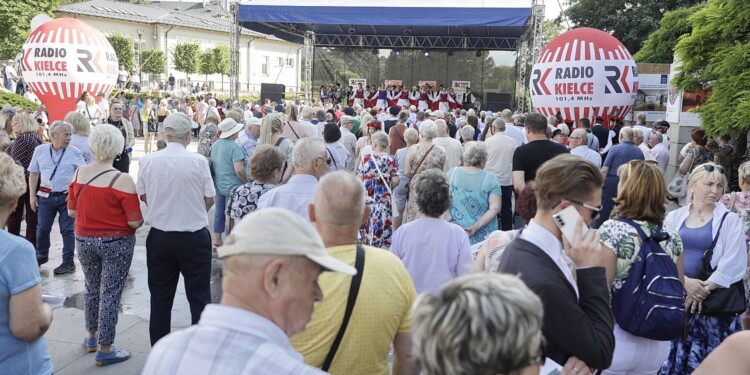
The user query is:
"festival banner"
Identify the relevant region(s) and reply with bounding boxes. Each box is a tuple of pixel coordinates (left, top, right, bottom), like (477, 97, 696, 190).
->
(627, 73, 669, 122)
(419, 80, 437, 89)
(384, 79, 403, 87)
(452, 81, 471, 97)
(665, 60, 682, 123)
(349, 78, 367, 88)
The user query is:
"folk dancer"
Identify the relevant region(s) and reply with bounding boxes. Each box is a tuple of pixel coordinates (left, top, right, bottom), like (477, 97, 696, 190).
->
(447, 88, 461, 110)
(366, 86, 378, 109)
(428, 86, 440, 111)
(376, 85, 389, 110)
(353, 83, 365, 107)
(462, 87, 476, 111)
(409, 86, 420, 107)
(397, 85, 411, 108)
(438, 86, 450, 112)
(417, 87, 430, 111)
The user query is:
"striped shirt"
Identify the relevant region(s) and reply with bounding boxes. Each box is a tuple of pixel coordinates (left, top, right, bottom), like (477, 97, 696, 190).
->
(141, 304, 326, 375)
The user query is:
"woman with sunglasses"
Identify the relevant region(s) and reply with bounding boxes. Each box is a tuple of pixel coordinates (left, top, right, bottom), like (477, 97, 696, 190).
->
(596, 161, 684, 375)
(660, 162, 745, 374)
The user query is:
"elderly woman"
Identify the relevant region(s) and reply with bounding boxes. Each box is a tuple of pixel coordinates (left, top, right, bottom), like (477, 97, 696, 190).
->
(67, 125, 143, 366)
(259, 113, 295, 183)
(391, 169, 472, 293)
(596, 161, 684, 375)
(226, 145, 284, 232)
(66, 111, 94, 164)
(446, 141, 501, 245)
(6, 113, 43, 246)
(459, 125, 476, 146)
(0, 153, 53, 374)
(411, 273, 545, 375)
(210, 118, 249, 248)
(0, 106, 16, 135)
(105, 101, 134, 173)
(280, 104, 308, 142)
(660, 163, 746, 374)
(357, 131, 399, 248)
(403, 120, 447, 223)
(393, 128, 419, 230)
(197, 115, 220, 158)
(323, 123, 348, 172)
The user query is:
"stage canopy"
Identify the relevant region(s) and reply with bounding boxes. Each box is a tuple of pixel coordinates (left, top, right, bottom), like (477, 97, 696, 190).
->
(238, 0, 532, 51)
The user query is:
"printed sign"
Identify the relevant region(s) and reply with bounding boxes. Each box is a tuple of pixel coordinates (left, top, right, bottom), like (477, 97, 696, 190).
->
(452, 81, 471, 97)
(529, 28, 639, 123)
(22, 18, 118, 121)
(384, 79, 403, 88)
(348, 78, 367, 88)
(419, 80, 437, 89)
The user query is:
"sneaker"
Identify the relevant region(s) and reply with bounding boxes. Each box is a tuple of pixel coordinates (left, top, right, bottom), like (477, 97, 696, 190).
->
(53, 262, 75, 275)
(95, 348, 131, 366)
(37, 254, 49, 266)
(84, 337, 98, 353)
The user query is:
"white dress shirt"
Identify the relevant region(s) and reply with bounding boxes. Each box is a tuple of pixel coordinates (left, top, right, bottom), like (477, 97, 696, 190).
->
(299, 119, 319, 138)
(256, 174, 318, 221)
(520, 220, 579, 298)
(651, 142, 670, 172)
(503, 123, 526, 146)
(142, 304, 326, 375)
(484, 132, 517, 186)
(136, 142, 215, 232)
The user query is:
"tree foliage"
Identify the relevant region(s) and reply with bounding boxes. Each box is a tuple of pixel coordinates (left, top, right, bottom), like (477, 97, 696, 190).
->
(172, 41, 201, 77)
(106, 32, 134, 71)
(671, 0, 750, 136)
(140, 49, 166, 75)
(565, 0, 704, 55)
(212, 44, 230, 76)
(198, 50, 213, 77)
(542, 19, 566, 48)
(0, 0, 59, 60)
(633, 3, 706, 63)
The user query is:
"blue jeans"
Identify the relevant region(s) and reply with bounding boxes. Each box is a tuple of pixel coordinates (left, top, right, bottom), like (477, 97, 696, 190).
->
(213, 193, 226, 235)
(36, 194, 76, 263)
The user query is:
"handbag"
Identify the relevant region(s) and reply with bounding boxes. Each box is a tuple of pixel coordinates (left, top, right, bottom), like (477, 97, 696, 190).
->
(695, 212, 747, 317)
(668, 155, 694, 198)
(405, 144, 435, 199)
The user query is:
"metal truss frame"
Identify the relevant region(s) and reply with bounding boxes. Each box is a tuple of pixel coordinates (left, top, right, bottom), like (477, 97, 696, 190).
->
(312, 34, 519, 51)
(229, 1, 241, 100)
(516, 0, 545, 112)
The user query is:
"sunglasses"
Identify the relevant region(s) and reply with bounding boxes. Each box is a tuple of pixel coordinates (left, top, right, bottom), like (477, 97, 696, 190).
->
(703, 164, 726, 175)
(553, 199, 602, 220)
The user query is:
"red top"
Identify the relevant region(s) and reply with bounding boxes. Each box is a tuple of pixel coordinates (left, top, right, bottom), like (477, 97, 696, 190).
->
(67, 178, 143, 238)
(355, 89, 364, 98)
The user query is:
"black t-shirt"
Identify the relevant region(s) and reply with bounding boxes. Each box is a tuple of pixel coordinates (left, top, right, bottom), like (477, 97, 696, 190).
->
(448, 122, 458, 138)
(512, 140, 570, 182)
(383, 119, 398, 134)
(591, 125, 609, 149)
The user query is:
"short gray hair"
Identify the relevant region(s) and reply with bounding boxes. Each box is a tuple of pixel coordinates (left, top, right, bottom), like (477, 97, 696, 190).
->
(460, 125, 475, 141)
(370, 131, 389, 151)
(300, 105, 315, 118)
(292, 137, 326, 168)
(633, 128, 644, 141)
(412, 273, 543, 375)
(547, 115, 557, 125)
(462, 141, 487, 167)
(340, 115, 354, 125)
(419, 120, 437, 140)
(500, 109, 513, 122)
(89, 122, 124, 161)
(49, 121, 73, 134)
(619, 126, 634, 140)
(492, 119, 506, 132)
(315, 109, 327, 122)
(650, 131, 663, 143)
(404, 128, 419, 144)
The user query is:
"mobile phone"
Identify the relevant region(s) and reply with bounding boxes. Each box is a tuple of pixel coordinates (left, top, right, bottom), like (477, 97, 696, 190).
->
(552, 205, 589, 245)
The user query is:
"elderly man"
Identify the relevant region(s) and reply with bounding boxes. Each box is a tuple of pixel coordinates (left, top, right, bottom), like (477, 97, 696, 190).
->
(207, 98, 220, 120)
(136, 114, 216, 345)
(500, 109, 525, 146)
(633, 129, 655, 161)
(142, 208, 355, 374)
(484, 120, 517, 230)
(633, 112, 652, 142)
(649, 132, 670, 172)
(432, 119, 462, 170)
(292, 171, 419, 375)
(236, 117, 260, 160)
(338, 116, 357, 170)
(28, 121, 85, 274)
(578, 118, 600, 152)
(256, 137, 328, 220)
(593, 127, 644, 228)
(299, 106, 319, 137)
(569, 128, 602, 168)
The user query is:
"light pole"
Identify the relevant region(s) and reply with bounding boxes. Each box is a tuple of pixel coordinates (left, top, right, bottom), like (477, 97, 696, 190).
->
(137, 29, 144, 89)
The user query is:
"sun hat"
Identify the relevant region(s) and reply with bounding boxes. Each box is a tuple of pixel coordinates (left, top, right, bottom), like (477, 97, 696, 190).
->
(218, 118, 244, 139)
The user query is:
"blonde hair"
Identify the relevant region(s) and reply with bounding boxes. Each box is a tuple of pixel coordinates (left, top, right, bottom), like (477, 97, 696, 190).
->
(13, 113, 38, 134)
(259, 113, 283, 146)
(225, 110, 243, 123)
(85, 95, 96, 106)
(404, 128, 419, 145)
(534, 154, 604, 210)
(89, 123, 125, 161)
(0, 153, 26, 208)
(688, 162, 727, 201)
(612, 161, 666, 223)
(286, 104, 299, 122)
(141, 99, 152, 118)
(65, 112, 91, 136)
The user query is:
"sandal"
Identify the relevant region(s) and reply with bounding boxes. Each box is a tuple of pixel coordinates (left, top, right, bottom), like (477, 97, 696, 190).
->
(95, 348, 131, 366)
(84, 337, 98, 353)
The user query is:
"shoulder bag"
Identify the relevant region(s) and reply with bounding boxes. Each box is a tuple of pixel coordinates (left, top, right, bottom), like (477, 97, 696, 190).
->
(405, 144, 435, 199)
(321, 245, 365, 372)
(696, 212, 747, 317)
(668, 154, 695, 198)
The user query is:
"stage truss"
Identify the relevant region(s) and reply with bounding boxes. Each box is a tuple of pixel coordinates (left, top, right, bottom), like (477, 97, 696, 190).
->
(516, 0, 545, 113)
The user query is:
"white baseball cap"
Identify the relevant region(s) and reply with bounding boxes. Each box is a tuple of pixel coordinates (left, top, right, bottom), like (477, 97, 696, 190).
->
(217, 208, 357, 276)
(246, 117, 262, 127)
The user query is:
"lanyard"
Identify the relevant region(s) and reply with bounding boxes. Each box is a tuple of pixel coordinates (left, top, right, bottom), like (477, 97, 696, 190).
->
(49, 146, 66, 181)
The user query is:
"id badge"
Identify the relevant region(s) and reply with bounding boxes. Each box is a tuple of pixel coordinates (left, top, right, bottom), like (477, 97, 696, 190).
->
(37, 181, 52, 198)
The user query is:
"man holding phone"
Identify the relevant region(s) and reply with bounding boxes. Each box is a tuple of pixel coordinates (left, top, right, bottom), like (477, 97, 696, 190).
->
(499, 154, 615, 373)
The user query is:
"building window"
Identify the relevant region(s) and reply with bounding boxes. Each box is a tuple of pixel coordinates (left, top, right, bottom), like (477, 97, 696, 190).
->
(262, 56, 269, 75)
(133, 41, 144, 66)
(286, 58, 294, 68)
(276, 57, 284, 67)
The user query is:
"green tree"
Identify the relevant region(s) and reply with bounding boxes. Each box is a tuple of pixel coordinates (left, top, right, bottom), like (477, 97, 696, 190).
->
(106, 32, 135, 71)
(565, 0, 704, 55)
(672, 0, 750, 137)
(198, 49, 213, 84)
(542, 19, 566, 47)
(140, 49, 166, 75)
(634, 4, 706, 63)
(172, 41, 201, 79)
(0, 0, 59, 60)
(212, 44, 230, 90)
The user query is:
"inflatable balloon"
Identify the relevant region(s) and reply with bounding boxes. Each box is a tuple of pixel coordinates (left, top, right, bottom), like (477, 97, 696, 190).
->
(21, 18, 118, 122)
(529, 28, 638, 124)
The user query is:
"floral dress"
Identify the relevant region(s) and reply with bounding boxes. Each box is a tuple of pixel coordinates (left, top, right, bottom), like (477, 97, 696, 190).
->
(226, 182, 276, 231)
(357, 153, 398, 248)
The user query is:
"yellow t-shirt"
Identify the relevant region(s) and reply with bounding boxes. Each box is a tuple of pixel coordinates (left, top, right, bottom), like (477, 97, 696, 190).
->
(291, 244, 416, 375)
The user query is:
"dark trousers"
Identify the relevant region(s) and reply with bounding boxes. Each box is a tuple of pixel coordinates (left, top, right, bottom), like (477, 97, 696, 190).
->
(593, 176, 619, 229)
(7, 187, 37, 247)
(113, 151, 130, 173)
(499, 185, 513, 231)
(36, 194, 75, 263)
(146, 227, 211, 346)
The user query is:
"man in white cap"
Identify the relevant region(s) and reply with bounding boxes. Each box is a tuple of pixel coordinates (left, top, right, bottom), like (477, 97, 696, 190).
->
(236, 117, 261, 162)
(142, 208, 355, 375)
(210, 118, 249, 247)
(136, 113, 216, 345)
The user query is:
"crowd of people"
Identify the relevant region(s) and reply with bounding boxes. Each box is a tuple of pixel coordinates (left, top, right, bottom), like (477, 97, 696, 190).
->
(1, 83, 750, 375)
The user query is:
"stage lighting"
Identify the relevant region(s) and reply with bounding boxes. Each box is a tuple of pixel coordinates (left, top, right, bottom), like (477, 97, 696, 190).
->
(348, 27, 356, 35)
(423, 49, 430, 57)
(475, 50, 482, 57)
(394, 49, 401, 55)
(404, 27, 412, 36)
(447, 49, 454, 56)
(461, 28, 469, 37)
(372, 48, 378, 55)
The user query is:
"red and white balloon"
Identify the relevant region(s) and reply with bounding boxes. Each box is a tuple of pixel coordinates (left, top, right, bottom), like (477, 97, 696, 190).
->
(529, 27, 639, 123)
(22, 18, 118, 122)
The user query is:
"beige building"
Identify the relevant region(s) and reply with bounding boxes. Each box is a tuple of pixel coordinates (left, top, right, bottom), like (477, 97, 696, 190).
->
(53, 0, 302, 94)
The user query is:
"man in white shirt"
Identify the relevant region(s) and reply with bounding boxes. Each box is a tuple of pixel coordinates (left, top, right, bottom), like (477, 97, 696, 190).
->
(432, 119, 462, 170)
(96, 92, 109, 120)
(142, 208, 355, 375)
(649, 132, 670, 172)
(633, 112, 652, 144)
(256, 138, 328, 220)
(5, 60, 19, 93)
(136, 114, 216, 345)
(484, 120, 518, 230)
(117, 65, 128, 89)
(633, 129, 655, 161)
(299, 106, 319, 138)
(569, 129, 602, 168)
(500, 109, 525, 146)
(339, 116, 357, 171)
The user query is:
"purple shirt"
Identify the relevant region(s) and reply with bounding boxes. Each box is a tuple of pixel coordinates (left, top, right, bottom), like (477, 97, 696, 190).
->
(390, 217, 473, 294)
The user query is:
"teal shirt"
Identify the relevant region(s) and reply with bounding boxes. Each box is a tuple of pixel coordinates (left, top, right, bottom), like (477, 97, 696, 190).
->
(210, 138, 248, 196)
(447, 167, 502, 245)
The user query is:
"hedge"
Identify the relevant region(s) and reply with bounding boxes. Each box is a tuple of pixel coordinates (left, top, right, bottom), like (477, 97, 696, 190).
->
(0, 92, 39, 109)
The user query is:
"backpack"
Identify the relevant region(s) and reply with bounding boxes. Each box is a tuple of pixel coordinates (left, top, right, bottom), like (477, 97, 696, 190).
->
(611, 218, 685, 341)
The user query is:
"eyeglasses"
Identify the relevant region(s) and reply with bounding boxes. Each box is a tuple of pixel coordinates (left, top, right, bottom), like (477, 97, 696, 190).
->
(703, 164, 726, 175)
(317, 156, 331, 166)
(506, 335, 547, 372)
(553, 198, 602, 220)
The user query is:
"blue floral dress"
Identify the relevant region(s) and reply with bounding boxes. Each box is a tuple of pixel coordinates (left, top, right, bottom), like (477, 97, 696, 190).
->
(357, 153, 398, 248)
(226, 182, 276, 230)
(447, 167, 501, 245)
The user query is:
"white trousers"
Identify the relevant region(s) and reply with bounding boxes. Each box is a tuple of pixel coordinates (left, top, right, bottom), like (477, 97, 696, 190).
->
(602, 325, 670, 375)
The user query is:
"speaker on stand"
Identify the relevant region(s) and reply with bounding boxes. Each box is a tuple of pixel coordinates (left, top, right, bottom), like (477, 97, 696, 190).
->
(484, 92, 513, 112)
(260, 83, 286, 102)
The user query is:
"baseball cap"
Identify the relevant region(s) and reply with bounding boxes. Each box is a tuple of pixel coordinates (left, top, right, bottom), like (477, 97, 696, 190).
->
(218, 208, 357, 276)
(246, 117, 262, 127)
(163, 113, 192, 135)
(275, 104, 284, 113)
(264, 106, 273, 113)
(431, 110, 444, 119)
(253, 110, 262, 118)
(218, 118, 244, 138)
(389, 106, 400, 116)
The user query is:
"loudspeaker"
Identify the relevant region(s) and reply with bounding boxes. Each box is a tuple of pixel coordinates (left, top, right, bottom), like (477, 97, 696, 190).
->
(484, 92, 512, 112)
(261, 83, 285, 102)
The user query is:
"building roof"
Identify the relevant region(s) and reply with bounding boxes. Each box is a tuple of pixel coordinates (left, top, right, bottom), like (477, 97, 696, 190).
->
(54, 0, 285, 41)
(148, 1, 227, 15)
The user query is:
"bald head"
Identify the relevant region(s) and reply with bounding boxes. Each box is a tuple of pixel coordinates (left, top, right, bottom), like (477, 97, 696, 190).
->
(571, 128, 587, 139)
(313, 171, 365, 226)
(500, 109, 513, 122)
(435, 119, 448, 136)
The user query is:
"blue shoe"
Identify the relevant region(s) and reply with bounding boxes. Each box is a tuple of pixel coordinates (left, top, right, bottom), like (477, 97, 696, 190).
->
(95, 348, 131, 366)
(84, 337, 97, 353)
